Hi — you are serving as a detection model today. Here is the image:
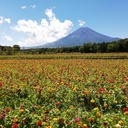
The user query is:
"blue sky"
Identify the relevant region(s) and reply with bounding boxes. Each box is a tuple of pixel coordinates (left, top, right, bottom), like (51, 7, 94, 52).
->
(0, 0, 128, 47)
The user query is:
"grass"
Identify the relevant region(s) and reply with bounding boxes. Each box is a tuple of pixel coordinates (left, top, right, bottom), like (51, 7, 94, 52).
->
(0, 52, 128, 59)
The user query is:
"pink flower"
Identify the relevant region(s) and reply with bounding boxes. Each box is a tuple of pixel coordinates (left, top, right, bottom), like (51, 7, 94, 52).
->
(1, 113, 6, 119)
(74, 118, 80, 122)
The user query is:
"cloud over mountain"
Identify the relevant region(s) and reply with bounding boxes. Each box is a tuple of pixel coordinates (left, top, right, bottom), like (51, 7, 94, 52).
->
(13, 8, 73, 47)
(78, 20, 86, 26)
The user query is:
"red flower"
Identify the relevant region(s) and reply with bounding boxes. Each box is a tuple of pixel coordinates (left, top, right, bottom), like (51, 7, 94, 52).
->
(0, 82, 3, 87)
(103, 122, 108, 126)
(38, 88, 42, 92)
(6, 107, 11, 113)
(97, 88, 109, 94)
(45, 109, 49, 113)
(37, 121, 42, 127)
(120, 86, 127, 95)
(12, 123, 18, 128)
(58, 118, 64, 124)
(56, 101, 61, 106)
(58, 119, 64, 124)
(123, 107, 128, 112)
(89, 118, 94, 123)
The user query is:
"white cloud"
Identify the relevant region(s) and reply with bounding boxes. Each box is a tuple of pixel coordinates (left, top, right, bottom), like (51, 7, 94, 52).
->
(3, 35, 13, 41)
(21, 6, 27, 10)
(21, 5, 36, 10)
(30, 5, 36, 9)
(78, 20, 86, 26)
(0, 16, 4, 24)
(0, 16, 11, 24)
(45, 9, 55, 20)
(13, 8, 73, 47)
(5, 18, 11, 24)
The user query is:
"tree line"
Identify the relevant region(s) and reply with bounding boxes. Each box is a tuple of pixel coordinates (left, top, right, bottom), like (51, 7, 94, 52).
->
(80, 38, 128, 53)
(0, 38, 128, 55)
(21, 38, 128, 54)
(0, 45, 20, 55)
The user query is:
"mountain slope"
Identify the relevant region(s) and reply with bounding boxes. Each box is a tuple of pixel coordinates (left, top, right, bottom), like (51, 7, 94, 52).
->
(40, 27, 120, 48)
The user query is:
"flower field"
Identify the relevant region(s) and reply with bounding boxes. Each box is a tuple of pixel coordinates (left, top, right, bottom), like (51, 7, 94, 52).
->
(0, 58, 128, 127)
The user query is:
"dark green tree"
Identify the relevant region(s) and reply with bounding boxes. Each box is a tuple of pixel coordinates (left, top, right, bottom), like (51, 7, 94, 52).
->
(13, 45, 20, 52)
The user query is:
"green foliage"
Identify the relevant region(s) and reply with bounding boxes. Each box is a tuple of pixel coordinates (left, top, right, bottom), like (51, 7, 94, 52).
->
(20, 38, 128, 54)
(81, 38, 128, 53)
(0, 45, 20, 55)
(13, 45, 20, 52)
